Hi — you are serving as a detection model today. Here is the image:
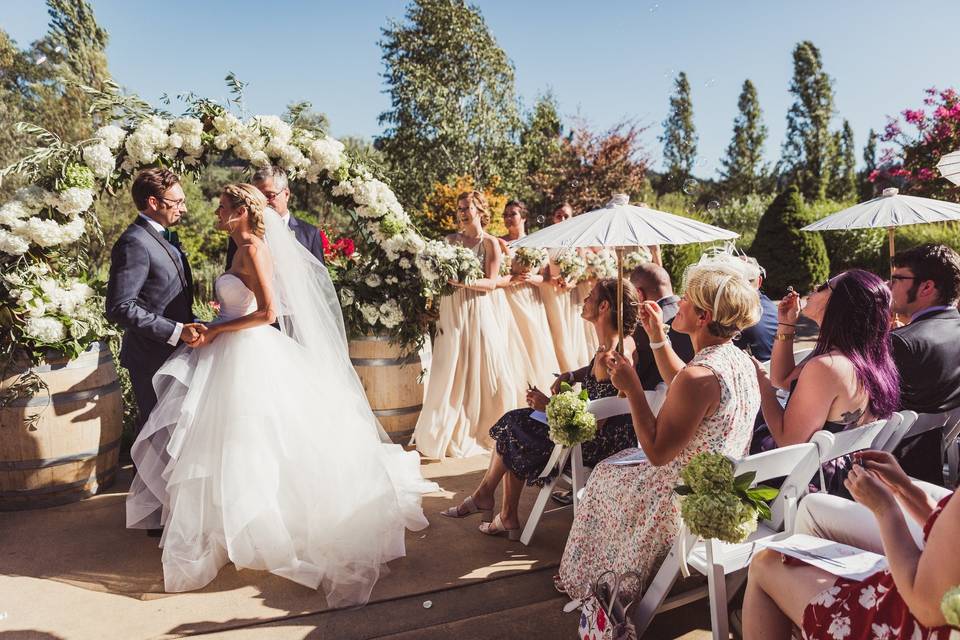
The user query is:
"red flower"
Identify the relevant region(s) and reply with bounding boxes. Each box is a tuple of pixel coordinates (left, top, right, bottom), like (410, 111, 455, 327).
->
(208, 300, 221, 312)
(320, 229, 331, 255)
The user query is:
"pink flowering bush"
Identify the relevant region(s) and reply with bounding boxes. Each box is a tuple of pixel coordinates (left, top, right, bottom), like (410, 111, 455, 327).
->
(871, 87, 960, 201)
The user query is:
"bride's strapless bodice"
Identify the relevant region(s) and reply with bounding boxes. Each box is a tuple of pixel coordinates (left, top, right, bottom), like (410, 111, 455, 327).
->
(215, 273, 256, 321)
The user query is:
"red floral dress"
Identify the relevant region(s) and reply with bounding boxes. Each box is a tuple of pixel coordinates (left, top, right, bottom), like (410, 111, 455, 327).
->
(801, 493, 955, 640)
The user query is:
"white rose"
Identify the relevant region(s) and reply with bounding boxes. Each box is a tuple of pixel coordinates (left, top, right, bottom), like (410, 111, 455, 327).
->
(82, 142, 115, 178)
(18, 289, 35, 304)
(399, 258, 412, 270)
(365, 273, 382, 288)
(25, 316, 66, 343)
(307, 137, 346, 174)
(94, 125, 126, 150)
(359, 303, 379, 326)
(339, 288, 355, 307)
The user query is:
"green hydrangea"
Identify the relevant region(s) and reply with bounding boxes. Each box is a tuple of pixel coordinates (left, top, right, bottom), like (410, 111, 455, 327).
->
(379, 213, 406, 237)
(546, 388, 597, 447)
(680, 493, 758, 543)
(942, 585, 960, 628)
(62, 163, 95, 190)
(681, 452, 735, 495)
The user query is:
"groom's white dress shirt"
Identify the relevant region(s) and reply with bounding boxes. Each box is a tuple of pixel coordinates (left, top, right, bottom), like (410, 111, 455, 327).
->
(139, 213, 184, 346)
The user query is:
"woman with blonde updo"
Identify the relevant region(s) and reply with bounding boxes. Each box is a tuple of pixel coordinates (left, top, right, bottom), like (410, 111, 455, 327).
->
(557, 261, 762, 599)
(413, 190, 521, 458)
(126, 183, 437, 603)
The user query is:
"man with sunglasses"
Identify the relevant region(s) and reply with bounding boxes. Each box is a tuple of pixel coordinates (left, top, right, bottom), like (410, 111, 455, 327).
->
(224, 165, 325, 269)
(888, 243, 960, 485)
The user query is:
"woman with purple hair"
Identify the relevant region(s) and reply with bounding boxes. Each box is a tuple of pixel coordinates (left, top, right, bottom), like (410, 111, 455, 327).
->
(754, 269, 900, 494)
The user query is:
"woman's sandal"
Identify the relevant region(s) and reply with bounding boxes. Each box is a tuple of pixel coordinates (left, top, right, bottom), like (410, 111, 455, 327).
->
(440, 495, 493, 522)
(478, 514, 521, 540)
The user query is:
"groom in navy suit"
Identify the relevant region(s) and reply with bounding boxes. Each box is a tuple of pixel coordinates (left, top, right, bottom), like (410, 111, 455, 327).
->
(106, 169, 203, 441)
(224, 165, 325, 269)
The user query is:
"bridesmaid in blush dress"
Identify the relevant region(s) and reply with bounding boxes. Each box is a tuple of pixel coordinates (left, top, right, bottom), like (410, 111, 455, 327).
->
(412, 191, 520, 459)
(496, 199, 559, 392)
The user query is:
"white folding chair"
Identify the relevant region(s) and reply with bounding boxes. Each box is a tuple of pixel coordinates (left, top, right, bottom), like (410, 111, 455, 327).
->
(519, 386, 666, 546)
(631, 443, 821, 640)
(874, 411, 917, 452)
(809, 415, 901, 490)
(880, 408, 960, 487)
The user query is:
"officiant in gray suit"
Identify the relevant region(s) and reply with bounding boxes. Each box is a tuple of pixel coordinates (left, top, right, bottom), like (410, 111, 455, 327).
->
(106, 169, 204, 437)
(225, 165, 325, 268)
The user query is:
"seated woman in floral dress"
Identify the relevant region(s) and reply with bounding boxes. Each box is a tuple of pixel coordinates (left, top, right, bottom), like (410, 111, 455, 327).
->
(439, 278, 642, 539)
(743, 452, 957, 640)
(557, 261, 762, 598)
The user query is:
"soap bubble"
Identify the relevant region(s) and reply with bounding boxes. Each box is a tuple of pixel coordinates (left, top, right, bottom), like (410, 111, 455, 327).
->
(696, 158, 708, 168)
(704, 77, 717, 89)
(682, 178, 699, 195)
(571, 179, 580, 188)
(536, 215, 545, 225)
(649, 3, 660, 13)
(34, 55, 48, 66)
(706, 200, 721, 212)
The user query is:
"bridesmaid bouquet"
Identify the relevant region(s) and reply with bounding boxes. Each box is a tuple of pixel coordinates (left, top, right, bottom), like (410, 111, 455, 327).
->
(674, 452, 779, 544)
(546, 382, 597, 446)
(584, 249, 618, 280)
(417, 240, 484, 295)
(512, 247, 548, 274)
(554, 250, 588, 285)
(622, 247, 652, 270)
(499, 252, 513, 276)
(943, 586, 960, 628)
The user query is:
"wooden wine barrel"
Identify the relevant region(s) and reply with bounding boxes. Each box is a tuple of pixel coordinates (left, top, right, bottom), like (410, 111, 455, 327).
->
(0, 342, 123, 511)
(349, 336, 425, 444)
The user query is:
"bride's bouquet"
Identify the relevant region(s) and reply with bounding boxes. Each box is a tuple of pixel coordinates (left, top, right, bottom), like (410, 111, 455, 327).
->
(512, 247, 548, 274)
(584, 249, 618, 280)
(674, 452, 778, 544)
(554, 249, 587, 285)
(622, 247, 652, 270)
(546, 382, 597, 447)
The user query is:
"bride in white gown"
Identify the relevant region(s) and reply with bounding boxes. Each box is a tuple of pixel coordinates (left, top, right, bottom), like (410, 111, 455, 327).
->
(126, 184, 437, 605)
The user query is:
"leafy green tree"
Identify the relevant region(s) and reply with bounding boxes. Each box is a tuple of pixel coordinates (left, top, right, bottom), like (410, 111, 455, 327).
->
(859, 128, 878, 200)
(719, 79, 769, 196)
(828, 120, 857, 201)
(517, 93, 573, 221)
(376, 0, 521, 211)
(780, 41, 835, 201)
(660, 71, 697, 190)
(749, 184, 830, 296)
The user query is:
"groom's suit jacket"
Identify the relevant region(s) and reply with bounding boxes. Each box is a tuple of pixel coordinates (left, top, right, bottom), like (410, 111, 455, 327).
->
(106, 216, 194, 402)
(225, 214, 325, 270)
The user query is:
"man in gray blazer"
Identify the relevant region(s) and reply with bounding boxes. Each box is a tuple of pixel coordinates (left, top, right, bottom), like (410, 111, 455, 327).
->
(225, 165, 325, 269)
(106, 169, 203, 440)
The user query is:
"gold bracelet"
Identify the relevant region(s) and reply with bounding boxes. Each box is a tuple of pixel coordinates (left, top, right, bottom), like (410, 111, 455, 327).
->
(775, 332, 795, 341)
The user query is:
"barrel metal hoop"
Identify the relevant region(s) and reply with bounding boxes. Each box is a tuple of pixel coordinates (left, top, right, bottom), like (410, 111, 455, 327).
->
(0, 438, 121, 471)
(5, 380, 121, 408)
(28, 348, 113, 373)
(350, 354, 422, 367)
(372, 404, 423, 417)
(0, 466, 117, 499)
(351, 335, 394, 343)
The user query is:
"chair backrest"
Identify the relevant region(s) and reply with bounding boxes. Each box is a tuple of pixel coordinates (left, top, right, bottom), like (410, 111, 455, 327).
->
(730, 443, 820, 531)
(876, 411, 919, 452)
(810, 415, 899, 489)
(586, 384, 666, 420)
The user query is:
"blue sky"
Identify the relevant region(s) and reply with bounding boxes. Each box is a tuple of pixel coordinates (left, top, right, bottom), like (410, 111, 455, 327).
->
(4, 1, 958, 179)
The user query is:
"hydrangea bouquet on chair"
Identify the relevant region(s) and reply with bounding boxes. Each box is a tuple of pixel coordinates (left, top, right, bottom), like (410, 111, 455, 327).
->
(674, 452, 780, 544)
(546, 382, 597, 447)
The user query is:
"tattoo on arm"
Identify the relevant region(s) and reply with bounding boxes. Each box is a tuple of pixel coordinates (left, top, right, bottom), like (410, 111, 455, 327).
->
(839, 407, 864, 426)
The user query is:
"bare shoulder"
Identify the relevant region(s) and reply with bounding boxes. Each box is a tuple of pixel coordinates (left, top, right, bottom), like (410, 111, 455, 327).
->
(800, 352, 851, 381)
(675, 364, 720, 390)
(482, 234, 501, 253)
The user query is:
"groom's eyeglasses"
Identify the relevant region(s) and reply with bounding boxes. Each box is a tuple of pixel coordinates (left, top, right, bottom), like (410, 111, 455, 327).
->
(157, 196, 186, 208)
(262, 190, 285, 201)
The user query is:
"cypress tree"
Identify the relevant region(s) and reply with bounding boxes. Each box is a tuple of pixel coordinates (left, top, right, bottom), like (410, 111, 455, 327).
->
(828, 120, 857, 201)
(660, 71, 697, 189)
(719, 79, 768, 196)
(859, 128, 878, 200)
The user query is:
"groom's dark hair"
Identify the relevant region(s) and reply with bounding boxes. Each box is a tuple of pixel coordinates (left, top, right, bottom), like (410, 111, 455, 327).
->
(132, 168, 180, 211)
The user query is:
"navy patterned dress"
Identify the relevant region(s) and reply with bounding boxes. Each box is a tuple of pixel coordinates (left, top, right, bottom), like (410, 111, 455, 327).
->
(489, 358, 636, 486)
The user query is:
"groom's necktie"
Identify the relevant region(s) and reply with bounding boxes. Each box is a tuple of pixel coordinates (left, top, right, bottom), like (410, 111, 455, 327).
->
(162, 228, 181, 249)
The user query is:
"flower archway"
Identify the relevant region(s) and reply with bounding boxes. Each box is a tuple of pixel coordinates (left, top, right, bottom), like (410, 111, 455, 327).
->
(0, 83, 479, 380)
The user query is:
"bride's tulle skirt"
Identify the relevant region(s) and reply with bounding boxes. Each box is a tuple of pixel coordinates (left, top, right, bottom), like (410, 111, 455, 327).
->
(126, 325, 438, 606)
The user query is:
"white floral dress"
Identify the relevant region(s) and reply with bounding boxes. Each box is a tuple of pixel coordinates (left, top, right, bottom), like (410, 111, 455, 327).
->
(557, 342, 760, 598)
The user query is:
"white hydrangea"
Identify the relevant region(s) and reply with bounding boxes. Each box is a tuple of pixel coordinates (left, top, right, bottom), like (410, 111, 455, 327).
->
(94, 125, 126, 151)
(39, 278, 92, 315)
(17, 289, 35, 304)
(24, 297, 46, 317)
(125, 119, 169, 165)
(24, 316, 66, 343)
(308, 137, 346, 174)
(399, 257, 412, 270)
(255, 115, 293, 143)
(51, 187, 94, 216)
(365, 273, 382, 288)
(0, 201, 31, 226)
(82, 142, 115, 178)
(22, 216, 86, 247)
(171, 117, 203, 137)
(359, 303, 379, 326)
(4, 273, 24, 286)
(212, 113, 242, 135)
(378, 299, 403, 328)
(339, 288, 355, 307)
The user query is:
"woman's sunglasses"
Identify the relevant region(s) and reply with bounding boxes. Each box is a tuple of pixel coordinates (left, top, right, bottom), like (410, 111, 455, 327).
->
(814, 279, 835, 294)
